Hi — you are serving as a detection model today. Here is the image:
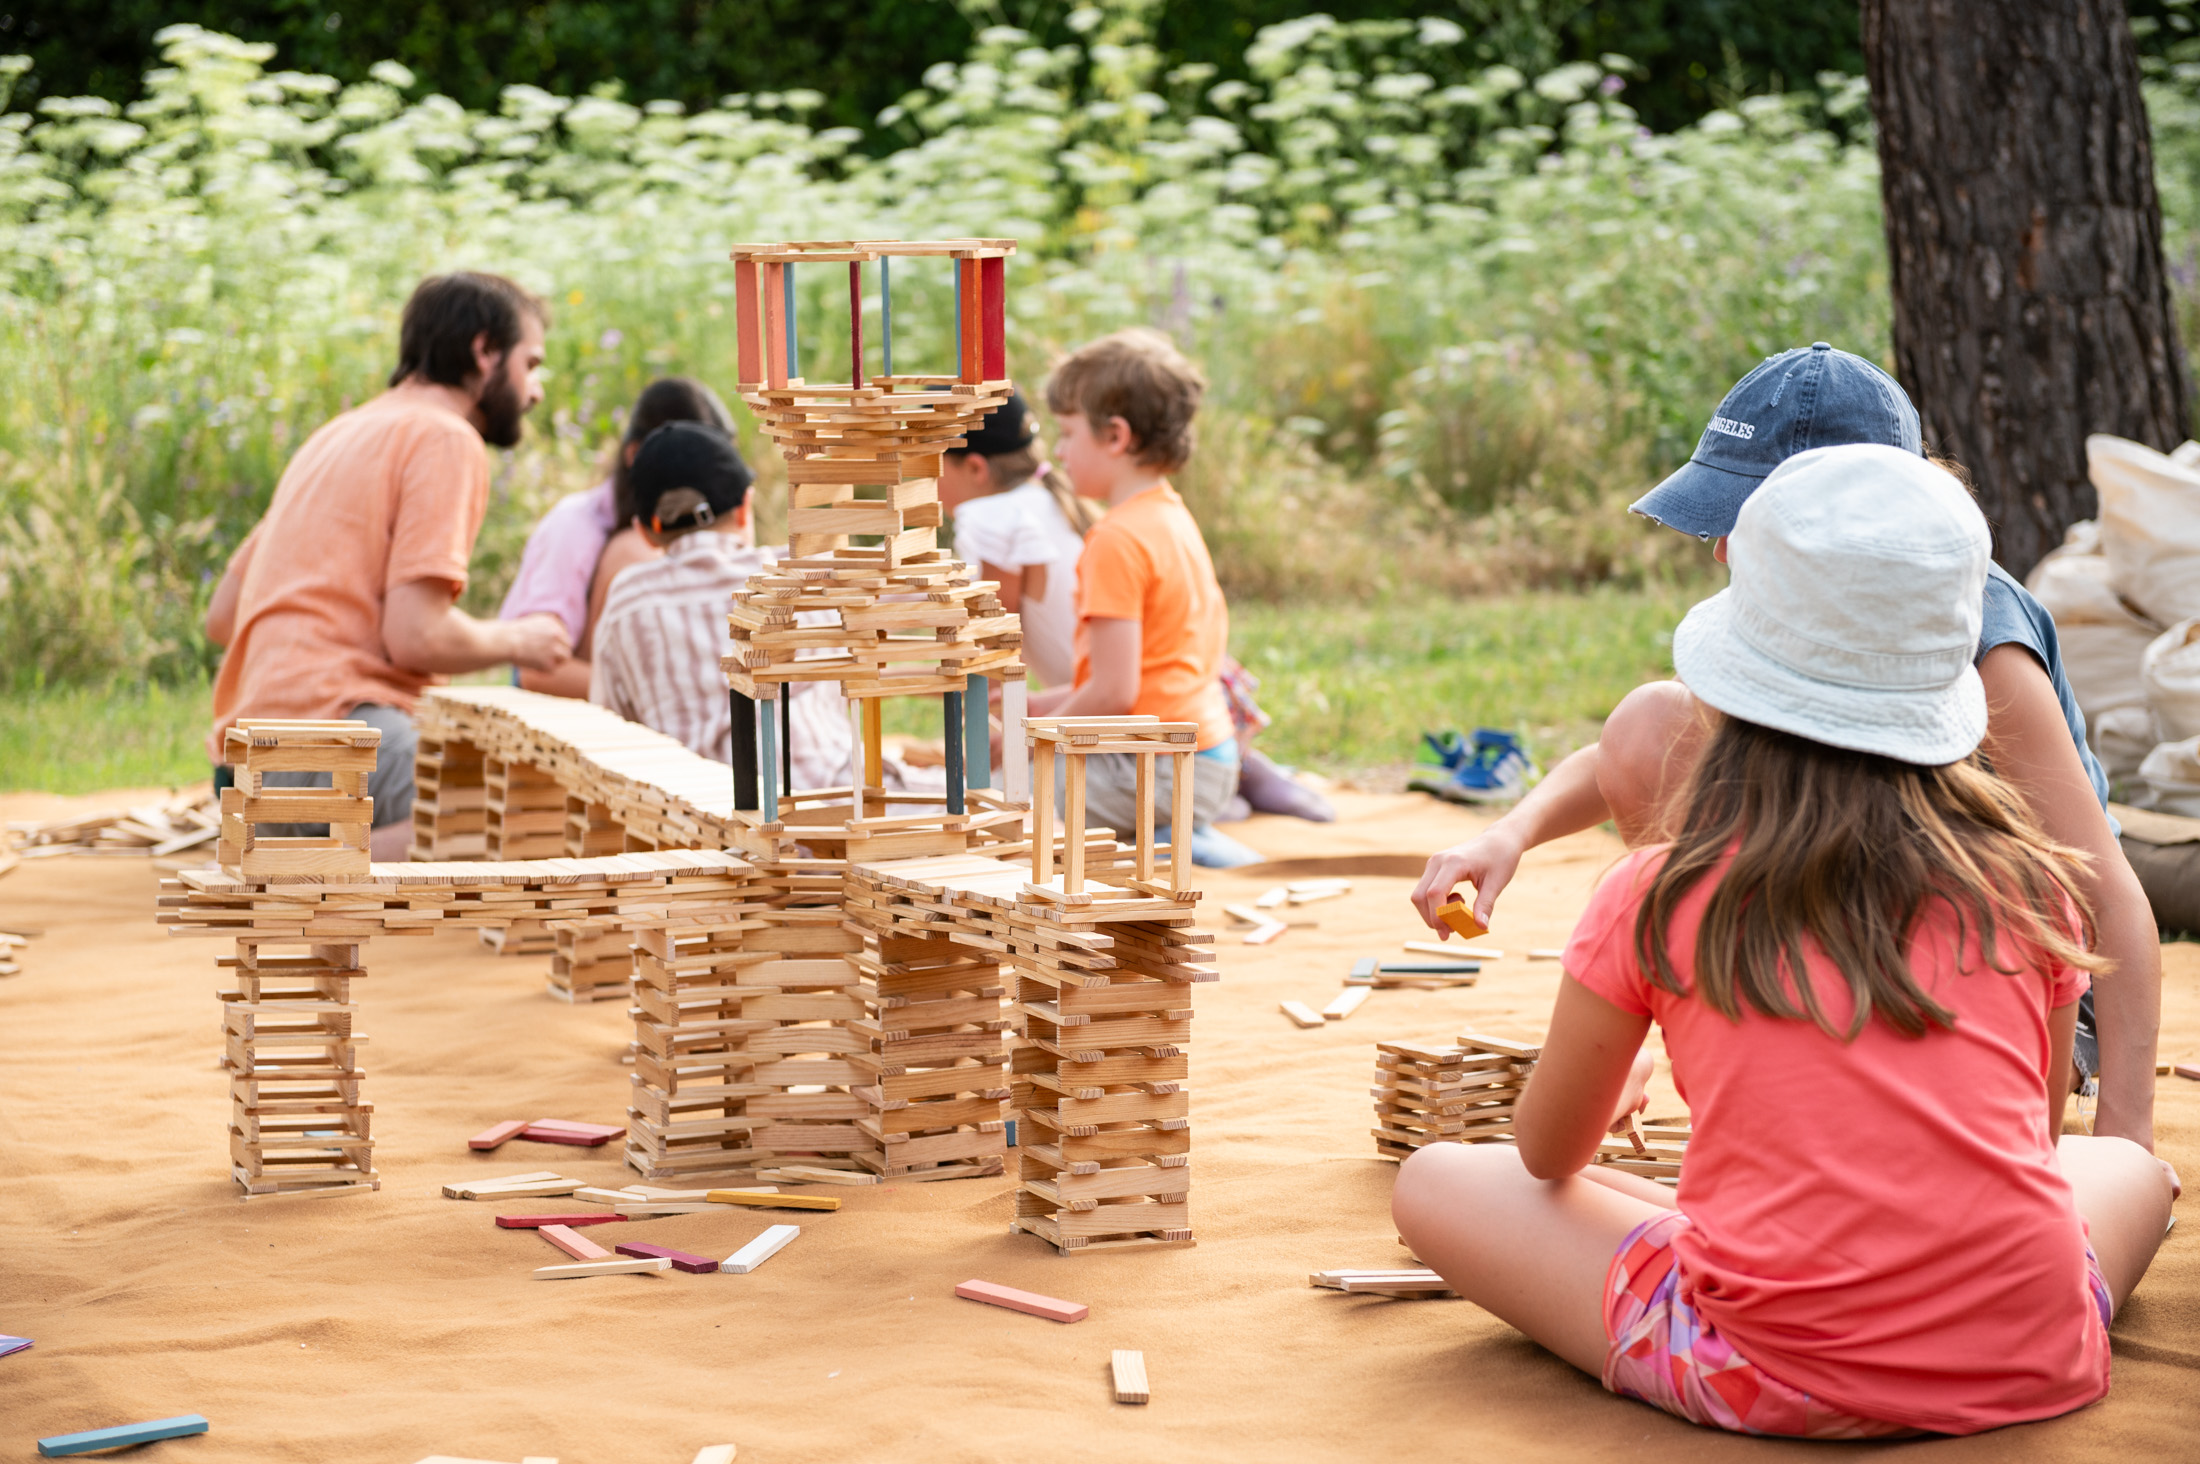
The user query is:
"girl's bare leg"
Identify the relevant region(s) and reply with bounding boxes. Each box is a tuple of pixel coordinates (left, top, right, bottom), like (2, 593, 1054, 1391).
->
(2058, 1134, 2175, 1312)
(1393, 1142, 1673, 1376)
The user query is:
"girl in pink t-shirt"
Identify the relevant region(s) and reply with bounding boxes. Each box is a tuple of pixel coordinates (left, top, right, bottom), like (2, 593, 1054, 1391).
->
(1394, 445, 2174, 1438)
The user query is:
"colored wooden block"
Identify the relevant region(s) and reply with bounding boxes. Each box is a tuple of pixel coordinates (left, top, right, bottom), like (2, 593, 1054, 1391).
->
(707, 1189, 840, 1212)
(692, 1447, 738, 1464)
(1111, 1349, 1149, 1404)
(615, 1243, 721, 1274)
(495, 1213, 628, 1229)
(1434, 900, 1487, 939)
(0, 1335, 30, 1358)
(2175, 1063, 2200, 1081)
(38, 1415, 210, 1457)
(955, 1278, 1088, 1324)
(537, 1224, 611, 1261)
(526, 1119, 626, 1140)
(1279, 1000, 1323, 1029)
(533, 1256, 672, 1280)
(519, 1124, 617, 1147)
(469, 1120, 528, 1151)
(721, 1224, 800, 1274)
(980, 255, 1006, 379)
(735, 258, 763, 384)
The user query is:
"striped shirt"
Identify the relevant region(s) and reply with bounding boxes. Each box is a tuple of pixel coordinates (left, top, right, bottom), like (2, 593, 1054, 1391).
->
(589, 532, 852, 790)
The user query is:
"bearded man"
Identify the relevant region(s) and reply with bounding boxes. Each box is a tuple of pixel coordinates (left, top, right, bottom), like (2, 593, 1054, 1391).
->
(205, 271, 572, 859)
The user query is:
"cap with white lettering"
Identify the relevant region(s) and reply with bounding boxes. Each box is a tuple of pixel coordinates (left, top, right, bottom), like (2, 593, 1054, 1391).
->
(1629, 343, 1922, 540)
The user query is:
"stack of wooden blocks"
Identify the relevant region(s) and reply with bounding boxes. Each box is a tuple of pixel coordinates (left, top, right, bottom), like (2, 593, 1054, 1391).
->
(844, 856, 1016, 1180)
(482, 756, 565, 954)
(215, 721, 382, 1197)
(410, 733, 486, 860)
(565, 796, 626, 858)
(548, 919, 631, 1004)
(1370, 1033, 1541, 1161)
(1003, 717, 1215, 1254)
(625, 914, 773, 1182)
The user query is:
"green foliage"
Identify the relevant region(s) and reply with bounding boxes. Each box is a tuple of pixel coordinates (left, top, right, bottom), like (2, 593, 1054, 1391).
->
(0, 13, 1898, 688)
(0, 676, 214, 792)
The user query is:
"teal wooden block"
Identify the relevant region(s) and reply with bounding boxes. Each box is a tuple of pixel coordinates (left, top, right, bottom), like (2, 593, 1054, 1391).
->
(38, 1414, 209, 1456)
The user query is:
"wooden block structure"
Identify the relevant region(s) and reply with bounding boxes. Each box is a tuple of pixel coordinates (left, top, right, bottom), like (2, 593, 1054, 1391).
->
(548, 919, 631, 1004)
(220, 936, 377, 1197)
(1370, 1035, 1538, 1161)
(410, 734, 487, 860)
(1000, 717, 1215, 1254)
(218, 720, 379, 881)
(566, 795, 626, 857)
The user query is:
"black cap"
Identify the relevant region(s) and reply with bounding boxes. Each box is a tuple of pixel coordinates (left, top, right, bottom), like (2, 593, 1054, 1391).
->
(630, 421, 753, 531)
(956, 389, 1037, 457)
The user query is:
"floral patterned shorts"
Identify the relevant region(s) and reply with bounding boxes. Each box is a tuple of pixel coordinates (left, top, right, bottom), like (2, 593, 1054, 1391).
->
(1601, 1210, 2112, 1438)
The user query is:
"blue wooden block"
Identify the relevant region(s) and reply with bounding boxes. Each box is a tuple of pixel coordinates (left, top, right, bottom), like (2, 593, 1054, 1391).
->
(38, 1414, 210, 1456)
(1005, 1118, 1017, 1148)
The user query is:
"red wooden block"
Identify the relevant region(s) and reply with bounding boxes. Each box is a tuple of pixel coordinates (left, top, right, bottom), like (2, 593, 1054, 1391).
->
(495, 1214, 629, 1229)
(955, 1279, 1088, 1324)
(958, 257, 982, 383)
(526, 1119, 624, 1140)
(980, 255, 1005, 380)
(468, 1120, 528, 1151)
(538, 1224, 611, 1261)
(763, 261, 788, 388)
(616, 1242, 719, 1275)
(735, 258, 762, 385)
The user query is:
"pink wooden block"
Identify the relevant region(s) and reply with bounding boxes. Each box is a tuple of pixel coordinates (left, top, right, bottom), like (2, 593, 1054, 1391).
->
(955, 1279, 1088, 1323)
(468, 1120, 528, 1151)
(526, 1119, 624, 1139)
(538, 1224, 611, 1261)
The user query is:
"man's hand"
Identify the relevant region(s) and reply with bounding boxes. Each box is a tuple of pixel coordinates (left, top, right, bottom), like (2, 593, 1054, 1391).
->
(503, 613, 572, 672)
(1411, 826, 1525, 934)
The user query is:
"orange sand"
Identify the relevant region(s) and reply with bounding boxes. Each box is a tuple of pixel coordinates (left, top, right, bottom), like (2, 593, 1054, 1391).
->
(0, 790, 2194, 1462)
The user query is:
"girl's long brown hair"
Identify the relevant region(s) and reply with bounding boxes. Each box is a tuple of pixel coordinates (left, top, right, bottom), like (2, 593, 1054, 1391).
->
(1635, 712, 2105, 1039)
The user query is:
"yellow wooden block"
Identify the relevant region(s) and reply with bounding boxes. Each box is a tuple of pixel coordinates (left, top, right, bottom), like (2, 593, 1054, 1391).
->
(1434, 900, 1487, 940)
(708, 1189, 841, 1212)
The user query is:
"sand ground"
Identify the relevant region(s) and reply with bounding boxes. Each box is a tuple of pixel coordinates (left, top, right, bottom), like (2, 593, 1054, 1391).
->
(1, 788, 2195, 1463)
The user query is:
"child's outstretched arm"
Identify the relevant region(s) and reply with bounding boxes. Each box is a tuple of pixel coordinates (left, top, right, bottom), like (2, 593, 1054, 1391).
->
(1514, 975, 1654, 1179)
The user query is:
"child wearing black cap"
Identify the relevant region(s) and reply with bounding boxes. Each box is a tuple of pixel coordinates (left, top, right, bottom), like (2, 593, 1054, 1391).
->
(590, 420, 850, 784)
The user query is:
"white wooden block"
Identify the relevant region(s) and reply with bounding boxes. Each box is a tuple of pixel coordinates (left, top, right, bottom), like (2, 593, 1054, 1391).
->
(692, 1446, 738, 1464)
(1279, 1000, 1323, 1029)
(1321, 987, 1370, 1021)
(722, 1224, 800, 1274)
(1111, 1349, 1150, 1404)
(533, 1256, 672, 1280)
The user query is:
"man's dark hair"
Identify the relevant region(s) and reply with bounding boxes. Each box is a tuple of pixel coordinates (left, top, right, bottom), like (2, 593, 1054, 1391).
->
(387, 272, 549, 389)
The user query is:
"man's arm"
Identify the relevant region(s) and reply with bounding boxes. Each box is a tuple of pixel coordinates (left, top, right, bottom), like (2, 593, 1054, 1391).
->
(1978, 644, 2159, 1151)
(204, 530, 260, 648)
(1026, 617, 1139, 717)
(383, 578, 571, 676)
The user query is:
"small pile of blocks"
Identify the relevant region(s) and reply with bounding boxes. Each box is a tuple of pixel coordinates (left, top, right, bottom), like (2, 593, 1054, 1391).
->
(410, 734, 486, 859)
(625, 914, 773, 1182)
(1370, 1032, 1540, 1161)
(1594, 1116, 1689, 1185)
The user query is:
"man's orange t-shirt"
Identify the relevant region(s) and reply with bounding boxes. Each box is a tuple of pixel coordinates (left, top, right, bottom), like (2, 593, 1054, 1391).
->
(208, 391, 490, 758)
(1071, 483, 1233, 750)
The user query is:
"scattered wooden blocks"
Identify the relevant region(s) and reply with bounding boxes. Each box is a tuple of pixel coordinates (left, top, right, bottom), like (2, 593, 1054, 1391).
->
(1279, 1000, 1324, 1029)
(533, 1256, 673, 1280)
(1287, 880, 1349, 905)
(469, 1121, 528, 1151)
(495, 1214, 627, 1229)
(1322, 988, 1370, 1021)
(1347, 957, 1477, 989)
(1309, 1268, 1457, 1299)
(1433, 901, 1486, 940)
(708, 1189, 840, 1211)
(38, 1415, 211, 1457)
(615, 1242, 721, 1274)
(954, 1279, 1088, 1323)
(443, 1173, 580, 1201)
(1370, 1036, 1537, 1161)
(1242, 920, 1289, 946)
(1111, 1349, 1150, 1404)
(536, 1224, 612, 1261)
(721, 1225, 800, 1274)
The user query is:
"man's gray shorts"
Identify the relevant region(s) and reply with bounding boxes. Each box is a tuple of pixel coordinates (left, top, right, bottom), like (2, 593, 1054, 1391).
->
(226, 703, 418, 832)
(1053, 746, 1239, 840)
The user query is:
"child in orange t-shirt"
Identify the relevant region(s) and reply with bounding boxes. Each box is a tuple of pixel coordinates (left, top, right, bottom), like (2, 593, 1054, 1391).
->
(1025, 329, 1253, 866)
(1392, 445, 2174, 1437)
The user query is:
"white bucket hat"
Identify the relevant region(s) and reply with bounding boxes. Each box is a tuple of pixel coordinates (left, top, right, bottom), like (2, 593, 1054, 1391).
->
(1670, 442, 1990, 765)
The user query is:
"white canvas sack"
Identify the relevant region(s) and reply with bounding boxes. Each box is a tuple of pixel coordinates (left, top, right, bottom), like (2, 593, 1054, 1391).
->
(2088, 434, 2200, 625)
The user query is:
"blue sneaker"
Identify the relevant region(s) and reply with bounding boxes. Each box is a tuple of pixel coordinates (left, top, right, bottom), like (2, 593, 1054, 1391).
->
(1184, 823, 1265, 868)
(1410, 729, 1537, 805)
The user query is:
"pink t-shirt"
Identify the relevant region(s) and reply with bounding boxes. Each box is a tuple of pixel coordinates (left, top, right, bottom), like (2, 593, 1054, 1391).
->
(1566, 845, 2105, 1433)
(499, 480, 619, 642)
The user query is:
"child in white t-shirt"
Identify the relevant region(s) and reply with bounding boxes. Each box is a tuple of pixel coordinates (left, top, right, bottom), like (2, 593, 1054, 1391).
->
(939, 390, 1095, 689)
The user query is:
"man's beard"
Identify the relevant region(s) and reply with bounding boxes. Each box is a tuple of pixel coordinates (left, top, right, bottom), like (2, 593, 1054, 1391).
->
(478, 364, 528, 448)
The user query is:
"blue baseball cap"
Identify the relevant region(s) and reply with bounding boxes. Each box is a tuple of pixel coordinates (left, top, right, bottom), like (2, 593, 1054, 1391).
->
(1630, 343, 1922, 539)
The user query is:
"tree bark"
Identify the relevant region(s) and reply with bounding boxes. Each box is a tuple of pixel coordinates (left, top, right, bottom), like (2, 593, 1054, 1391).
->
(1862, 0, 2189, 581)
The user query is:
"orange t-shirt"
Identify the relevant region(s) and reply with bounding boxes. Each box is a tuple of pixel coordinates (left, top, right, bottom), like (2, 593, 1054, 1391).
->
(208, 391, 491, 757)
(1566, 845, 2105, 1434)
(1071, 483, 1232, 749)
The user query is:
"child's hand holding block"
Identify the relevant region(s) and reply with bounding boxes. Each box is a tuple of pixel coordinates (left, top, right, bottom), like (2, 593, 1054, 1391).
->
(1435, 900, 1487, 940)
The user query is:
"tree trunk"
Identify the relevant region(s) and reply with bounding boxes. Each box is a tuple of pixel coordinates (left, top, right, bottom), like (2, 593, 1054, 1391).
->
(1862, 0, 2189, 581)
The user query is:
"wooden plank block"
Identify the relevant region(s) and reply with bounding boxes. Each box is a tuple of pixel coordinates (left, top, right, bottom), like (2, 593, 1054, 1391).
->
(1110, 1349, 1149, 1404)
(720, 1224, 800, 1273)
(537, 1224, 611, 1261)
(1279, 1000, 1323, 1029)
(469, 1120, 527, 1151)
(954, 1278, 1087, 1324)
(758, 1166, 879, 1186)
(38, 1416, 211, 1456)
(1434, 900, 1487, 940)
(494, 1213, 628, 1229)
(1404, 940, 1503, 960)
(2174, 1063, 2200, 1081)
(692, 1448, 739, 1464)
(707, 1190, 840, 1211)
(614, 1242, 721, 1274)
(533, 1256, 673, 1280)
(517, 1126, 616, 1147)
(1322, 987, 1370, 1021)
